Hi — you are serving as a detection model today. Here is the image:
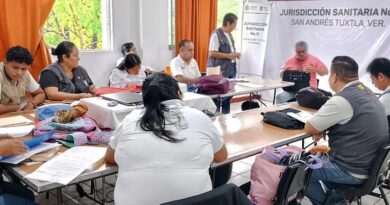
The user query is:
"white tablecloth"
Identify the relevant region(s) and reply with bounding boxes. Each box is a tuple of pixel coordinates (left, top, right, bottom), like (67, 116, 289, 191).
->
(80, 92, 216, 129)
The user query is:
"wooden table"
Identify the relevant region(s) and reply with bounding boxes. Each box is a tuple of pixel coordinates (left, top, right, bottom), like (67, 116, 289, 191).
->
(212, 102, 314, 167)
(1, 102, 314, 204)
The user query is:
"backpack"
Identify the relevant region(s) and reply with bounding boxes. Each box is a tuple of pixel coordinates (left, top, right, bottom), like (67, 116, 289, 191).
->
(296, 87, 332, 109)
(282, 70, 310, 92)
(261, 108, 304, 129)
(195, 75, 230, 95)
(241, 100, 260, 111)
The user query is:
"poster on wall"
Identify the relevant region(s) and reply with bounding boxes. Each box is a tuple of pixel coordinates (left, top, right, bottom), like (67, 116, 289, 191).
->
(263, 0, 390, 92)
(238, 0, 271, 76)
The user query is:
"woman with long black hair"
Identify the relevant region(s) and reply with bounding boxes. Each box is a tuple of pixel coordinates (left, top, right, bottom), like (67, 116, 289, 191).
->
(105, 72, 227, 205)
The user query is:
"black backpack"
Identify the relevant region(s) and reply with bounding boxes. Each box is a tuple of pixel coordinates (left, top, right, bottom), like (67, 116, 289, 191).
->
(241, 100, 260, 111)
(261, 108, 304, 130)
(282, 70, 310, 92)
(296, 87, 332, 109)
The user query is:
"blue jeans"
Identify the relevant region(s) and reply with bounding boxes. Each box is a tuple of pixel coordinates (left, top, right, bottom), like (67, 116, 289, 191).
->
(0, 181, 36, 205)
(0, 194, 36, 205)
(306, 155, 365, 205)
(275, 91, 296, 104)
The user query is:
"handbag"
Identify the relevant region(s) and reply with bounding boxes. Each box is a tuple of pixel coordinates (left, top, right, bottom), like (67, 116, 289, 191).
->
(296, 87, 332, 109)
(241, 100, 260, 111)
(195, 75, 230, 95)
(282, 70, 310, 92)
(261, 108, 304, 130)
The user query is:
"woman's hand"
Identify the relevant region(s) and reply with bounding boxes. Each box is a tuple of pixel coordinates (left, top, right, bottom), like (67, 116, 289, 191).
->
(0, 139, 28, 156)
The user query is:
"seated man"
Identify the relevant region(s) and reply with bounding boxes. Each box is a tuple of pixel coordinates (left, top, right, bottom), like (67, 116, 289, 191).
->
(304, 56, 389, 205)
(0, 46, 45, 114)
(276, 41, 328, 104)
(170, 39, 201, 85)
(367, 57, 390, 132)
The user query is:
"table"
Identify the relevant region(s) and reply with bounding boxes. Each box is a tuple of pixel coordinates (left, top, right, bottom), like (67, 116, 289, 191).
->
(212, 102, 314, 167)
(80, 92, 217, 129)
(2, 102, 314, 204)
(208, 76, 294, 112)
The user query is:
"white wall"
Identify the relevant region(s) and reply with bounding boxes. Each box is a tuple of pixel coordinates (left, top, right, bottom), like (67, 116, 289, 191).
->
(59, 0, 172, 87)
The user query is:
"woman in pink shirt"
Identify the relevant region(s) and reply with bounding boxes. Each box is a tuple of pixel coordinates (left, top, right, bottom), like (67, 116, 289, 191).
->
(276, 41, 328, 103)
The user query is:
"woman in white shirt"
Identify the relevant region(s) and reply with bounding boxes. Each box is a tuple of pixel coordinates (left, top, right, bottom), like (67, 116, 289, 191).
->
(105, 72, 228, 205)
(109, 53, 145, 88)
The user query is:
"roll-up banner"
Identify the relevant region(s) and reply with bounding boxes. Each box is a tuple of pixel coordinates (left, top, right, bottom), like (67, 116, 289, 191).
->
(238, 0, 271, 76)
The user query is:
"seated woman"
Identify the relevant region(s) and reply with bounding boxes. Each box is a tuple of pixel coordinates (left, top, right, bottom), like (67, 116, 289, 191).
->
(105, 72, 227, 205)
(117, 42, 153, 74)
(109, 53, 144, 88)
(39, 41, 97, 101)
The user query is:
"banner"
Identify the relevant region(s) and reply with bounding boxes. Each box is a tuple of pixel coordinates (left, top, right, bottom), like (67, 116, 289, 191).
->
(263, 0, 390, 92)
(238, 0, 271, 75)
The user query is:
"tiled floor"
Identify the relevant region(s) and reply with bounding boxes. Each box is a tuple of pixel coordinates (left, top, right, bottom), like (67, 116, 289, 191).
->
(33, 100, 390, 204)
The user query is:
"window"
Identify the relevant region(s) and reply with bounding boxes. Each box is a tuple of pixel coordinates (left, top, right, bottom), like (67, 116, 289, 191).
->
(217, 0, 241, 50)
(168, 0, 176, 49)
(43, 0, 111, 50)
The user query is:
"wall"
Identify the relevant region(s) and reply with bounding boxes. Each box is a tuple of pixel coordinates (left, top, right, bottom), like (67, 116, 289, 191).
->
(60, 0, 172, 87)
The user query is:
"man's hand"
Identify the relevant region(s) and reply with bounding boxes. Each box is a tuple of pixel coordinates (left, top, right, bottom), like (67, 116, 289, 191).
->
(304, 66, 317, 73)
(228, 53, 241, 60)
(0, 139, 28, 156)
(312, 131, 326, 142)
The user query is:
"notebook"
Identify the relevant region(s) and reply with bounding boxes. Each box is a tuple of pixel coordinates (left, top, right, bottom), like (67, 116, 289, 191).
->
(101, 91, 143, 106)
(286, 111, 313, 123)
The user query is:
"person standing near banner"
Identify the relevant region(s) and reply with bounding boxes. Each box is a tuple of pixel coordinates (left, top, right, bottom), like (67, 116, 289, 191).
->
(276, 41, 328, 104)
(208, 12, 241, 114)
(206, 12, 240, 189)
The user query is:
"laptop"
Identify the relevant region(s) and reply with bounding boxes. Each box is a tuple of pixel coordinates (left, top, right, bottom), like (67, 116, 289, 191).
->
(101, 91, 143, 106)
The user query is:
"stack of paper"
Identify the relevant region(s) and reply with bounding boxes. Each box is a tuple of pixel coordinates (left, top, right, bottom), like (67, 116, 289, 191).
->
(25, 146, 106, 185)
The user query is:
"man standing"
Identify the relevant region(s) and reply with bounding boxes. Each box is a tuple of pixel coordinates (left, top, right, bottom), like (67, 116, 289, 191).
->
(208, 13, 240, 114)
(0, 46, 45, 114)
(170, 39, 201, 84)
(304, 56, 388, 204)
(276, 41, 328, 103)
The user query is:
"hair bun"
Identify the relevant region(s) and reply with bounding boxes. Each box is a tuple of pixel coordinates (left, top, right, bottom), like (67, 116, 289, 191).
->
(51, 47, 57, 55)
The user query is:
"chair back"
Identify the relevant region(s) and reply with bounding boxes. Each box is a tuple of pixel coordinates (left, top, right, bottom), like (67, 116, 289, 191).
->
(273, 161, 312, 205)
(344, 144, 390, 197)
(161, 184, 252, 205)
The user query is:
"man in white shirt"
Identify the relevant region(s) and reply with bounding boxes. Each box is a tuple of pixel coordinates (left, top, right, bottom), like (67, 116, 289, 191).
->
(0, 46, 45, 114)
(304, 56, 388, 204)
(367, 57, 390, 133)
(170, 40, 201, 84)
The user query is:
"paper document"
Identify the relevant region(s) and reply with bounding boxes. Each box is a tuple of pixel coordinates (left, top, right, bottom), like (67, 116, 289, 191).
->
(287, 111, 313, 123)
(25, 146, 106, 185)
(232, 78, 250, 83)
(236, 82, 265, 89)
(0, 116, 33, 127)
(0, 125, 35, 138)
(0, 143, 61, 165)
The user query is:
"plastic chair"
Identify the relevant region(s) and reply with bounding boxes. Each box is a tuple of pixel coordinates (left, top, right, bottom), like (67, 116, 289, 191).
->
(328, 144, 390, 205)
(160, 183, 252, 205)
